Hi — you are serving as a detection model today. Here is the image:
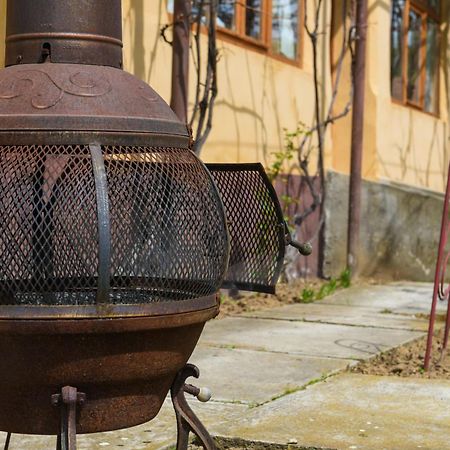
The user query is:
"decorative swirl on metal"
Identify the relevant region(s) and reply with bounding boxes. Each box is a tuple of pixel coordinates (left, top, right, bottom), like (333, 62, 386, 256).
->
(0, 69, 111, 110)
(137, 85, 159, 104)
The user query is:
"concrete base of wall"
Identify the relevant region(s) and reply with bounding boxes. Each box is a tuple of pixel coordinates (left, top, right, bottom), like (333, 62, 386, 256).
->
(323, 170, 444, 281)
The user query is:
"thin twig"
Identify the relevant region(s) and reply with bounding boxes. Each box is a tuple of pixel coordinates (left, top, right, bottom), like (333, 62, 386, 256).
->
(287, 0, 355, 243)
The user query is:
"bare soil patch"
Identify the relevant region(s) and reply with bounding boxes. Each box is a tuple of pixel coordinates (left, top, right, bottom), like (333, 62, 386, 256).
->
(217, 279, 328, 318)
(217, 275, 374, 318)
(190, 436, 333, 450)
(350, 328, 450, 379)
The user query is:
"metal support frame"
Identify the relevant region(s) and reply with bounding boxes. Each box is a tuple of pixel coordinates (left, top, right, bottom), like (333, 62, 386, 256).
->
(89, 144, 112, 304)
(52, 386, 86, 450)
(171, 364, 216, 450)
(425, 163, 450, 370)
(347, 0, 368, 275)
(3, 365, 215, 450)
(170, 0, 191, 123)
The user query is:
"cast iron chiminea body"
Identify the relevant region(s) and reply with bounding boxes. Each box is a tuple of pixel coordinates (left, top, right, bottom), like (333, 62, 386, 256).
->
(0, 0, 307, 447)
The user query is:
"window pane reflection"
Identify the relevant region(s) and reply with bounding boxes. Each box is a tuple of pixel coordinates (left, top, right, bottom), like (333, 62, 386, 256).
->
(425, 19, 439, 113)
(217, 0, 236, 30)
(407, 9, 422, 104)
(272, 0, 299, 60)
(428, 0, 440, 13)
(245, 0, 262, 39)
(391, 0, 405, 100)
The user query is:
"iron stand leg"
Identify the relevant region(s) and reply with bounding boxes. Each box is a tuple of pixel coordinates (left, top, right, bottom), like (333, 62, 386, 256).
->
(51, 386, 86, 450)
(171, 364, 216, 450)
(3, 432, 11, 450)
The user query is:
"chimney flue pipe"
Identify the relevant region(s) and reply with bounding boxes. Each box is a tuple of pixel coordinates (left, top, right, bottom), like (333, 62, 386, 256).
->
(5, 0, 123, 68)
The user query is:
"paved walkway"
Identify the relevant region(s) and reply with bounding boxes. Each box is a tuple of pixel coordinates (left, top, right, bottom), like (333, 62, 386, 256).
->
(2, 282, 449, 450)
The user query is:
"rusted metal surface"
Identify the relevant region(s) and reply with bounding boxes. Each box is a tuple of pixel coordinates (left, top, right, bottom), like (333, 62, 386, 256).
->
(170, 0, 191, 123)
(0, 297, 219, 326)
(0, 64, 188, 137)
(347, 0, 368, 275)
(0, 318, 209, 434)
(171, 364, 216, 450)
(425, 164, 450, 370)
(0, 0, 288, 440)
(52, 387, 86, 450)
(6, 0, 123, 68)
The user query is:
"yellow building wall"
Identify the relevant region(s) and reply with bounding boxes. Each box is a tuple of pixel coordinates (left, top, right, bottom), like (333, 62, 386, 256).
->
(371, 0, 449, 192)
(331, 0, 449, 191)
(0, 0, 448, 192)
(123, 0, 334, 169)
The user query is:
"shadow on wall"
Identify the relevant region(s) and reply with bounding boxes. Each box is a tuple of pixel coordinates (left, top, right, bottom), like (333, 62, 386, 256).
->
(376, 0, 449, 192)
(379, 108, 446, 192)
(213, 44, 276, 163)
(125, 0, 165, 84)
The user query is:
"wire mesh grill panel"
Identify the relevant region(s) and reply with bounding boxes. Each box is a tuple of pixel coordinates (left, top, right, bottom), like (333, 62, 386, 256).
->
(0, 145, 228, 306)
(207, 163, 285, 294)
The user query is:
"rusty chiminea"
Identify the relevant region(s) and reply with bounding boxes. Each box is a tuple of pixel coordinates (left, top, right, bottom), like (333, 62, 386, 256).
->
(0, 1, 309, 449)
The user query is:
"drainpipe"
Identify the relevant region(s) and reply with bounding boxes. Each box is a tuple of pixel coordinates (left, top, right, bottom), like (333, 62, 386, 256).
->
(170, 0, 191, 123)
(347, 0, 368, 276)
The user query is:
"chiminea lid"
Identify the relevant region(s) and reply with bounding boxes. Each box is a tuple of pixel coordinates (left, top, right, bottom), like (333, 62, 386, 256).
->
(0, 63, 189, 140)
(0, 0, 188, 143)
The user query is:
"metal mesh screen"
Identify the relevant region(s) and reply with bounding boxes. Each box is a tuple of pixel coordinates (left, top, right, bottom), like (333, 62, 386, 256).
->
(207, 163, 285, 294)
(0, 145, 228, 306)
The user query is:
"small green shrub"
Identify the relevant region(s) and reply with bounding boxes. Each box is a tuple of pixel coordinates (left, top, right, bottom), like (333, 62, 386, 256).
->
(338, 268, 351, 288)
(299, 288, 315, 303)
(297, 268, 352, 303)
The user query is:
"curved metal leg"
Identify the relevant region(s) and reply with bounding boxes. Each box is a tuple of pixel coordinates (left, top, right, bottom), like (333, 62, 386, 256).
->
(171, 364, 216, 450)
(3, 432, 11, 450)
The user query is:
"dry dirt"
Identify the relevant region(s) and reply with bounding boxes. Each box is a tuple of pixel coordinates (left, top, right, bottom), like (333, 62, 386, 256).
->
(189, 436, 331, 450)
(217, 278, 328, 318)
(217, 276, 377, 318)
(350, 328, 450, 379)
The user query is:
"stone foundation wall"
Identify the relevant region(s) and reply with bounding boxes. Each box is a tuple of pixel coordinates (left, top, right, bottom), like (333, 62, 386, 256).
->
(323, 171, 444, 281)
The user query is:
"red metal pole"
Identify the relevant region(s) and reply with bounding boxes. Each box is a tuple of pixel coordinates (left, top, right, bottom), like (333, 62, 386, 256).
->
(346, 0, 368, 275)
(170, 0, 191, 123)
(425, 164, 450, 369)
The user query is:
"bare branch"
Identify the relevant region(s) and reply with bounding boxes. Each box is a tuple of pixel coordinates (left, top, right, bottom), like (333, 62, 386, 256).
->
(283, 0, 355, 245)
(191, 0, 218, 155)
(189, 0, 205, 128)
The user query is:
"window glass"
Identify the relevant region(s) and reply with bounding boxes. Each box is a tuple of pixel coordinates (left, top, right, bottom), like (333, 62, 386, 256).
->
(272, 0, 299, 60)
(217, 0, 236, 30)
(406, 9, 422, 104)
(424, 18, 439, 113)
(245, 0, 263, 39)
(428, 0, 440, 13)
(391, 0, 405, 100)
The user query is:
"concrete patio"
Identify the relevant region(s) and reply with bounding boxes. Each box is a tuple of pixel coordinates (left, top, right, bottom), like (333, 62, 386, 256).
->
(2, 282, 449, 450)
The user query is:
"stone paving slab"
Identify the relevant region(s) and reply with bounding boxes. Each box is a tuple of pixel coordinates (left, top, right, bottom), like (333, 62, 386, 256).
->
(238, 303, 431, 331)
(320, 283, 446, 316)
(0, 399, 247, 450)
(210, 373, 450, 450)
(200, 317, 423, 360)
(189, 346, 353, 404)
(1, 283, 440, 450)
